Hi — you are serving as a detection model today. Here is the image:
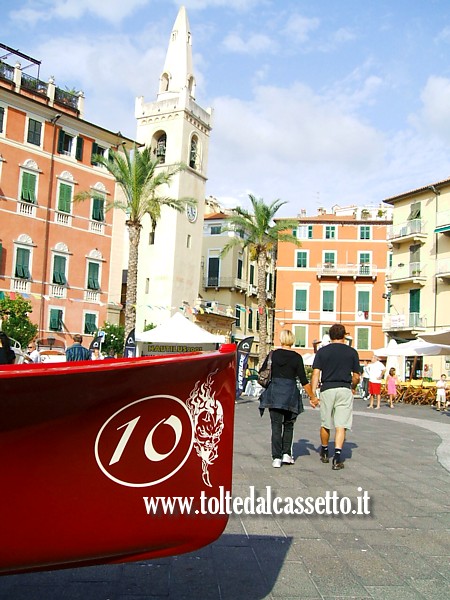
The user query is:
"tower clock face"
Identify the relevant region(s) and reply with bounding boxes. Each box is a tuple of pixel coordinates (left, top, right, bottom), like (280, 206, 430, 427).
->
(186, 204, 198, 223)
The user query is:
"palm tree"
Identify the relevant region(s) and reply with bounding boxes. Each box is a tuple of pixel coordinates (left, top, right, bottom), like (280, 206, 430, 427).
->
(78, 145, 192, 336)
(221, 194, 300, 365)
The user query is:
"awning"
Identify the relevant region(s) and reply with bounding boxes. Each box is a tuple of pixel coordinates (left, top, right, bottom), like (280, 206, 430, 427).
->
(435, 224, 450, 234)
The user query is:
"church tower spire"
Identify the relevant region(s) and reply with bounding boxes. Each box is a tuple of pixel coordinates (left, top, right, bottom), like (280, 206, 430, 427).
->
(158, 5, 196, 100)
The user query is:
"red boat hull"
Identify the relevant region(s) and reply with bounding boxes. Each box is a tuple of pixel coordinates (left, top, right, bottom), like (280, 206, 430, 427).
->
(0, 345, 236, 575)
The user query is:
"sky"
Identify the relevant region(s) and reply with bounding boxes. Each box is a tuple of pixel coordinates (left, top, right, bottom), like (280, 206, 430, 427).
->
(2, 0, 450, 217)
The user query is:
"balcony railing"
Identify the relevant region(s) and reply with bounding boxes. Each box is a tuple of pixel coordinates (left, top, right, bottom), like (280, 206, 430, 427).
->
(85, 290, 100, 303)
(0, 61, 14, 83)
(387, 219, 427, 243)
(50, 285, 67, 298)
(386, 262, 426, 284)
(54, 87, 78, 110)
(382, 312, 426, 331)
(316, 263, 377, 278)
(55, 212, 72, 227)
(17, 201, 36, 217)
(20, 72, 48, 96)
(11, 278, 30, 293)
(89, 220, 105, 235)
(204, 276, 248, 290)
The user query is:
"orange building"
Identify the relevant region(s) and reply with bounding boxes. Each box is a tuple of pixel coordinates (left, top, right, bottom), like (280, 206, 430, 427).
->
(0, 45, 132, 348)
(274, 205, 393, 359)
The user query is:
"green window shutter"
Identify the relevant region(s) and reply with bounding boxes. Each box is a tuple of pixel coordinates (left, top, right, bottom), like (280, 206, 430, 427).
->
(53, 255, 67, 285)
(296, 251, 307, 268)
(294, 326, 306, 348)
(237, 259, 243, 280)
(323, 290, 334, 311)
(88, 262, 100, 290)
(27, 119, 41, 145)
(324, 252, 335, 265)
(358, 291, 370, 312)
(235, 306, 241, 328)
(58, 183, 72, 213)
(308, 225, 313, 239)
(57, 129, 65, 154)
(249, 264, 255, 284)
(91, 142, 98, 164)
(84, 313, 97, 334)
(21, 172, 37, 203)
(75, 136, 84, 161)
(0, 106, 4, 133)
(408, 202, 421, 220)
(49, 308, 63, 331)
(295, 289, 307, 311)
(409, 289, 420, 313)
(92, 197, 104, 221)
(15, 247, 30, 278)
(248, 308, 253, 329)
(292, 228, 297, 237)
(357, 328, 369, 350)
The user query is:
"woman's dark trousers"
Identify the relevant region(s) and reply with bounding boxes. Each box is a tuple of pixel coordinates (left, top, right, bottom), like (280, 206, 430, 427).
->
(269, 408, 297, 459)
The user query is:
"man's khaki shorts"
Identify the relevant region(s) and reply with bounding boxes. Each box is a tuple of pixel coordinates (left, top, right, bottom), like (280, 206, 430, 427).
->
(319, 387, 353, 430)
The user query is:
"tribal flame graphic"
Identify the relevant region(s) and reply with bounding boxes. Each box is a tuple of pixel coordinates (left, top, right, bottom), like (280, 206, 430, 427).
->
(186, 370, 224, 487)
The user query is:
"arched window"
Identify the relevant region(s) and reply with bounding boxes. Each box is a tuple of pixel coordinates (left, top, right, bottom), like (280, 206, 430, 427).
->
(155, 133, 167, 163)
(159, 72, 170, 93)
(189, 134, 199, 169)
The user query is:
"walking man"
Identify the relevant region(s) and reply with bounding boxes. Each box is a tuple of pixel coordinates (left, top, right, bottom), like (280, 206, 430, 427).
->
(367, 355, 385, 409)
(311, 324, 361, 470)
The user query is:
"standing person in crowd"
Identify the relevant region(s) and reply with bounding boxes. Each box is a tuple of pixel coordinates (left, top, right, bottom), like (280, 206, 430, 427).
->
(91, 347, 104, 361)
(259, 329, 317, 468)
(361, 359, 370, 400)
(66, 334, 91, 362)
(311, 323, 361, 471)
(386, 367, 398, 408)
(436, 373, 447, 411)
(367, 355, 386, 410)
(0, 332, 16, 365)
(27, 340, 41, 363)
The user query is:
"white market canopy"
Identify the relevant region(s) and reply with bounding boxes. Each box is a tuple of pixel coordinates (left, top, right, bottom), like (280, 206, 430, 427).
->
(135, 312, 225, 354)
(373, 338, 450, 357)
(420, 329, 450, 346)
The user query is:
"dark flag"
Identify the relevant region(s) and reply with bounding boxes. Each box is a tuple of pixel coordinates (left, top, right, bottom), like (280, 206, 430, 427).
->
(124, 329, 136, 358)
(236, 336, 254, 397)
(89, 335, 103, 351)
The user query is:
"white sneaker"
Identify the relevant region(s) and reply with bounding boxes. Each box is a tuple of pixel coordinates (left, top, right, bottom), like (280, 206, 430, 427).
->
(272, 458, 282, 468)
(282, 454, 294, 464)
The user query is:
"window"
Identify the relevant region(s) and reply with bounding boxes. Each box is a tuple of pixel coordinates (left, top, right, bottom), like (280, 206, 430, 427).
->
(324, 251, 335, 265)
(356, 328, 369, 350)
(325, 225, 336, 239)
(359, 252, 370, 275)
(87, 262, 100, 290)
(84, 313, 97, 335)
(0, 106, 4, 133)
(409, 289, 420, 314)
(249, 264, 255, 284)
(15, 247, 31, 279)
(27, 118, 42, 146)
(235, 305, 241, 328)
(207, 256, 219, 287)
(75, 137, 84, 161)
(155, 134, 166, 163)
(92, 195, 105, 222)
(49, 308, 63, 332)
(210, 225, 221, 235)
(57, 130, 74, 156)
(322, 290, 335, 312)
(52, 255, 67, 285)
(267, 272, 273, 291)
(91, 142, 106, 165)
(57, 183, 72, 213)
(296, 250, 307, 268)
(293, 325, 306, 348)
(237, 258, 243, 280)
(408, 202, 421, 220)
(21, 171, 37, 203)
(295, 289, 307, 312)
(360, 226, 371, 240)
(189, 135, 198, 169)
(248, 308, 253, 330)
(297, 225, 313, 239)
(357, 290, 370, 313)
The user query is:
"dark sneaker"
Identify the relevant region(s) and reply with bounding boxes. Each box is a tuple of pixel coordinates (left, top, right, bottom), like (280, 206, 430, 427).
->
(320, 448, 329, 463)
(332, 458, 344, 470)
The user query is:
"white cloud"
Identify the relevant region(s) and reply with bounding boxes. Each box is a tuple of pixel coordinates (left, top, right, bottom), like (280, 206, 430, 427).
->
(283, 14, 320, 44)
(412, 76, 450, 140)
(222, 32, 277, 55)
(179, 0, 267, 10)
(10, 0, 149, 26)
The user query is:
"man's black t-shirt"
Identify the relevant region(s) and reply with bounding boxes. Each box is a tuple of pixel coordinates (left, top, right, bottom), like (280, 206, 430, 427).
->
(312, 343, 360, 391)
(262, 348, 309, 386)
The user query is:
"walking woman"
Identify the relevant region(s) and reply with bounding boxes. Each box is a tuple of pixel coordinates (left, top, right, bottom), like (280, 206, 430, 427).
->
(259, 330, 317, 468)
(386, 367, 398, 408)
(0, 332, 16, 365)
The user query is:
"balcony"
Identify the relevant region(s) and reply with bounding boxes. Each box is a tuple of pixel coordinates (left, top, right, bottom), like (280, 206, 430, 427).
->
(17, 200, 36, 217)
(50, 285, 67, 298)
(387, 219, 427, 246)
(382, 312, 426, 334)
(316, 263, 377, 280)
(435, 209, 450, 235)
(0, 61, 14, 84)
(54, 87, 79, 110)
(386, 262, 426, 286)
(204, 276, 248, 291)
(11, 278, 30, 293)
(20, 72, 48, 97)
(436, 258, 450, 280)
(85, 290, 100, 303)
(89, 220, 105, 235)
(55, 212, 72, 227)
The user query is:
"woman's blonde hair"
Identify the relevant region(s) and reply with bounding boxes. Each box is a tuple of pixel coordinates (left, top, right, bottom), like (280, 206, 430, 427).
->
(280, 329, 295, 347)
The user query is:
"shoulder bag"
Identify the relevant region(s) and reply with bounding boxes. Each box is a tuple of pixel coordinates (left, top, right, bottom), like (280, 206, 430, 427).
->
(258, 350, 273, 388)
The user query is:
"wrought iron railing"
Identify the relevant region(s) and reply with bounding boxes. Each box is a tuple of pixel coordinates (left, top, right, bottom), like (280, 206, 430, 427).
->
(20, 72, 48, 95)
(54, 87, 78, 109)
(0, 61, 14, 83)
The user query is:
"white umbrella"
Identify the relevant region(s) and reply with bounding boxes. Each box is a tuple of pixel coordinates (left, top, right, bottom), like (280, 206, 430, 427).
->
(419, 329, 450, 345)
(374, 339, 450, 357)
(302, 353, 315, 366)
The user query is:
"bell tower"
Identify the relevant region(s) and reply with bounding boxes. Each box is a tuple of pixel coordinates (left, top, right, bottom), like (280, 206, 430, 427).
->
(134, 5, 212, 329)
